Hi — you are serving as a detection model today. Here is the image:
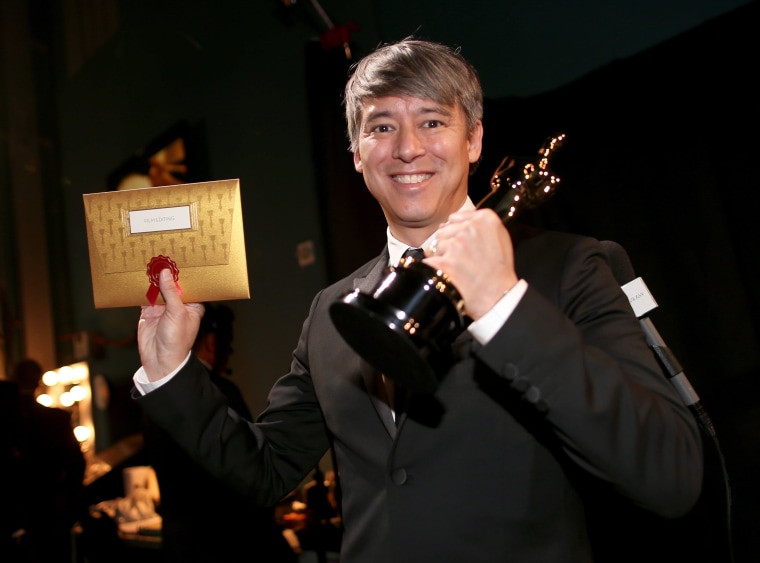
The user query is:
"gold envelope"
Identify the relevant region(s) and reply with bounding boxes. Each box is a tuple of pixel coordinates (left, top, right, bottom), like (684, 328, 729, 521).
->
(83, 179, 250, 308)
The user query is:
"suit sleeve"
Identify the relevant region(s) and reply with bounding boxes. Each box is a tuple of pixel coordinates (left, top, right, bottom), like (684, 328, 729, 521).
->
(134, 299, 331, 507)
(473, 235, 703, 518)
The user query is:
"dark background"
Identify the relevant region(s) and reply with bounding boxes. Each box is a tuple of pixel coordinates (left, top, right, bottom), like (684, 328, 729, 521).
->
(1, 0, 757, 560)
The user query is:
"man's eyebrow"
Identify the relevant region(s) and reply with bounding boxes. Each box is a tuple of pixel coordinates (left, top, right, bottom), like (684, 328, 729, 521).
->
(364, 104, 452, 122)
(364, 108, 393, 122)
(418, 104, 452, 117)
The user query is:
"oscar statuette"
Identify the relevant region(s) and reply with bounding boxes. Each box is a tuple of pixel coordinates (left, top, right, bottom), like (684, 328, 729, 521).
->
(329, 134, 566, 392)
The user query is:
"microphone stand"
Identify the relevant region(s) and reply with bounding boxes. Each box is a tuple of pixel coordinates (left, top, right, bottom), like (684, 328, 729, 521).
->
(636, 314, 716, 438)
(618, 265, 735, 563)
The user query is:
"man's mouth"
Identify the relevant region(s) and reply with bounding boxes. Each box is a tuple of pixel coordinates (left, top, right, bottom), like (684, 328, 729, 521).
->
(392, 173, 432, 184)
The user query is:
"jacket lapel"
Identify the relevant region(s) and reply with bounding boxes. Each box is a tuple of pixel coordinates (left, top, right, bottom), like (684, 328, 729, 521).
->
(352, 248, 398, 437)
(353, 248, 390, 293)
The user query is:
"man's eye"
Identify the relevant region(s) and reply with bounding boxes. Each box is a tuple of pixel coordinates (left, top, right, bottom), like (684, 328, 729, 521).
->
(371, 124, 392, 133)
(423, 120, 443, 128)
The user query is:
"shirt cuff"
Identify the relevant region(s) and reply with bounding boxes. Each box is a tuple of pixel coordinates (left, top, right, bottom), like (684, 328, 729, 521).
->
(467, 279, 528, 345)
(133, 351, 192, 395)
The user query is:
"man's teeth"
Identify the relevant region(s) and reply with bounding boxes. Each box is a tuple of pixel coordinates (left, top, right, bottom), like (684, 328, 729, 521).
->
(394, 174, 431, 184)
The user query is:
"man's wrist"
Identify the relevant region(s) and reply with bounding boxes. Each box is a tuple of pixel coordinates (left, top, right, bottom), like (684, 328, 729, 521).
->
(133, 351, 192, 395)
(468, 279, 528, 345)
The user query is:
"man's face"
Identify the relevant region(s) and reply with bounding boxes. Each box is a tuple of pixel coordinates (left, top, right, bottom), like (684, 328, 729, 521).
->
(353, 95, 483, 245)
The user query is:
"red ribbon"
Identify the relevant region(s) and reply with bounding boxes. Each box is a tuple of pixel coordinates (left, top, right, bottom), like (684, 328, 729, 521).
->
(145, 255, 182, 305)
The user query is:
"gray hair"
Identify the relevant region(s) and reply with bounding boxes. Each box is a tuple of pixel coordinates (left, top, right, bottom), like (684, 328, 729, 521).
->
(344, 37, 484, 153)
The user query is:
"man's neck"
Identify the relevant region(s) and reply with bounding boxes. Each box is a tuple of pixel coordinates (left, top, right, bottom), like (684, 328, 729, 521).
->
(386, 196, 475, 263)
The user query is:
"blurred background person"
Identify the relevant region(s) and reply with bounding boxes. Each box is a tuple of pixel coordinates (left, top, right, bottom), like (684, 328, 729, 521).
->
(142, 303, 297, 563)
(1, 378, 26, 562)
(7, 358, 86, 562)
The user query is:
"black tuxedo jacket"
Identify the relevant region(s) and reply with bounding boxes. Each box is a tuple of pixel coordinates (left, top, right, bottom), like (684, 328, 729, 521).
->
(136, 226, 702, 562)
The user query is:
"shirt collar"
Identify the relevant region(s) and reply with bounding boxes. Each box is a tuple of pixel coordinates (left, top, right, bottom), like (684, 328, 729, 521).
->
(386, 197, 475, 266)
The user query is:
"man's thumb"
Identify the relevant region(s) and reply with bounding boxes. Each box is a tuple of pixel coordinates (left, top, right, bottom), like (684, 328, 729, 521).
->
(159, 268, 180, 304)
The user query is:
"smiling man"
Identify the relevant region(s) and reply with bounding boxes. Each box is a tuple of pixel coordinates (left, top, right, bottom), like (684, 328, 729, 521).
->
(352, 95, 481, 246)
(133, 37, 703, 562)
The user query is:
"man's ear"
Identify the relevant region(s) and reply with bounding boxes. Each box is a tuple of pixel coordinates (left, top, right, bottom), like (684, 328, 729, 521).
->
(353, 150, 363, 173)
(197, 332, 215, 355)
(468, 120, 484, 164)
(206, 332, 217, 353)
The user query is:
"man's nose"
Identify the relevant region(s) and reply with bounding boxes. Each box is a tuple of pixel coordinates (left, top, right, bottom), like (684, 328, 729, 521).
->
(392, 127, 425, 162)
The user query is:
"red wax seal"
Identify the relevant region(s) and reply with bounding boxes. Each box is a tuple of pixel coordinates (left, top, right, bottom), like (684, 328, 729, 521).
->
(145, 255, 182, 305)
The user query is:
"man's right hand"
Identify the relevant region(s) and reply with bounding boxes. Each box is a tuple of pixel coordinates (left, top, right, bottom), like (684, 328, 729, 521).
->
(138, 268, 204, 381)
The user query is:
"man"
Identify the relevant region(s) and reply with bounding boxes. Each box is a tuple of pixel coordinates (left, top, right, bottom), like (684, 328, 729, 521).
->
(141, 303, 297, 562)
(8, 359, 86, 562)
(0, 379, 25, 561)
(133, 38, 703, 562)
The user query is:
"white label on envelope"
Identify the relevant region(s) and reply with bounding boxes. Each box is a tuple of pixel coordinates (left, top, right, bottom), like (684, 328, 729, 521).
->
(129, 205, 192, 234)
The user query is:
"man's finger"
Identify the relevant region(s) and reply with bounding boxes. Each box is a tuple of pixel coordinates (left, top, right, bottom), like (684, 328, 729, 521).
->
(158, 268, 182, 307)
